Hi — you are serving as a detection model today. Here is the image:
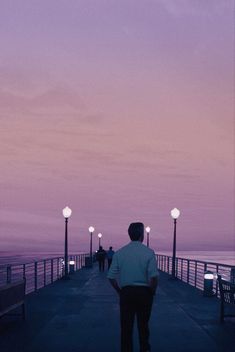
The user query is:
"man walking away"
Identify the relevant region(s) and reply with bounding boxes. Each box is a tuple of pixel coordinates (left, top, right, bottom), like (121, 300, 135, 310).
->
(96, 246, 106, 272)
(107, 222, 159, 352)
(107, 246, 115, 269)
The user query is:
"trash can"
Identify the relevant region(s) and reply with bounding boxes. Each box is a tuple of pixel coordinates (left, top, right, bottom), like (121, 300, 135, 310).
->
(69, 260, 75, 273)
(203, 271, 214, 297)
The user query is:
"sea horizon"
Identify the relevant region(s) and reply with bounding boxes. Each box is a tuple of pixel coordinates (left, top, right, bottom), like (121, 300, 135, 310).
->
(0, 249, 234, 266)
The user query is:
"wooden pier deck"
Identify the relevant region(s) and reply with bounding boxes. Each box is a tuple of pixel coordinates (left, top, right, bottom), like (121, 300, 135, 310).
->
(0, 265, 234, 352)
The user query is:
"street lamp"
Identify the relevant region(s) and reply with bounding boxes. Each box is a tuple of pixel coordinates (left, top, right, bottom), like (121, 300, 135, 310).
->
(62, 206, 72, 279)
(146, 226, 151, 247)
(170, 208, 180, 279)
(89, 226, 95, 266)
(98, 233, 102, 247)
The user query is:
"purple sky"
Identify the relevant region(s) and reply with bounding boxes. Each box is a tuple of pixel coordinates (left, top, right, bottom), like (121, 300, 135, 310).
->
(0, 0, 234, 253)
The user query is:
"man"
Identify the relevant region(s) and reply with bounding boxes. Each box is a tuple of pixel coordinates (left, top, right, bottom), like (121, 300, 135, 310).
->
(107, 222, 158, 352)
(107, 246, 115, 269)
(96, 246, 106, 272)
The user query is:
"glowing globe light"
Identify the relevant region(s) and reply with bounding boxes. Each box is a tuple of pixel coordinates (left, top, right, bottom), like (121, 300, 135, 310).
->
(89, 226, 95, 233)
(62, 206, 72, 219)
(98, 233, 102, 239)
(146, 226, 151, 233)
(170, 208, 180, 219)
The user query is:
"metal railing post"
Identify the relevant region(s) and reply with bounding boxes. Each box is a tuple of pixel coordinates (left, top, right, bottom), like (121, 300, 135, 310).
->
(167, 256, 170, 273)
(7, 265, 12, 284)
(215, 264, 219, 297)
(195, 261, 197, 287)
(51, 259, 53, 283)
(44, 260, 46, 286)
(180, 259, 184, 281)
(187, 260, 190, 283)
(34, 262, 38, 291)
(57, 258, 59, 278)
(23, 264, 26, 280)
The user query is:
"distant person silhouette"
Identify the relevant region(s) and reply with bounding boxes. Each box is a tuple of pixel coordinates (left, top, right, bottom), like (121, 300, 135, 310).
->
(96, 246, 106, 272)
(107, 222, 159, 352)
(107, 246, 115, 269)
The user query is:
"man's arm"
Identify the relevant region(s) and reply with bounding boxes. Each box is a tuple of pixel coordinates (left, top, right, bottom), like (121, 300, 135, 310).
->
(148, 251, 159, 295)
(109, 278, 121, 294)
(107, 253, 120, 294)
(149, 276, 158, 295)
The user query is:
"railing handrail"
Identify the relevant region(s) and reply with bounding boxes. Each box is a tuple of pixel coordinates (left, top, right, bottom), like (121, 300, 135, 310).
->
(0, 252, 90, 294)
(0, 253, 88, 269)
(155, 253, 235, 269)
(155, 253, 235, 298)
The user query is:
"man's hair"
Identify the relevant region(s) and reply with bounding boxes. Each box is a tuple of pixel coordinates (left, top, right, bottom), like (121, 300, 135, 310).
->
(128, 222, 144, 241)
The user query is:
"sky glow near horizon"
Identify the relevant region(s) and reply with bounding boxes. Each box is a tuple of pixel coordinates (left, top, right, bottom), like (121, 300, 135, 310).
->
(0, 0, 234, 253)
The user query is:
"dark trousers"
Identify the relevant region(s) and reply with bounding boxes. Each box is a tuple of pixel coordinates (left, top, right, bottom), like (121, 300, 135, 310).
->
(98, 259, 105, 272)
(120, 286, 153, 352)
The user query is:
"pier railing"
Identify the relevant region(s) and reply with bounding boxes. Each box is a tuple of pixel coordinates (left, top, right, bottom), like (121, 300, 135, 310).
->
(156, 253, 235, 297)
(2, 252, 234, 298)
(0, 253, 89, 294)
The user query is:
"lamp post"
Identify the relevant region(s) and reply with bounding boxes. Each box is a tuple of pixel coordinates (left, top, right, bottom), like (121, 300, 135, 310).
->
(146, 226, 151, 247)
(98, 233, 102, 247)
(170, 208, 180, 279)
(89, 226, 95, 266)
(62, 206, 72, 279)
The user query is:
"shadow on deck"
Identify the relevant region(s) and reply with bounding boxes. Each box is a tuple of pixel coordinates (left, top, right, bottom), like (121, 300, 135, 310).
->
(0, 264, 234, 352)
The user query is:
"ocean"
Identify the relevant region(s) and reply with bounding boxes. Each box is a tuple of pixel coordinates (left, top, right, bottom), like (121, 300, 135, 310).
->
(159, 251, 235, 266)
(0, 250, 234, 266)
(0, 251, 84, 266)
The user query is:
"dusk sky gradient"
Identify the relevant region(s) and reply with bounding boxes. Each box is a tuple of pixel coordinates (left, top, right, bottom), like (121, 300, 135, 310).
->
(0, 0, 234, 253)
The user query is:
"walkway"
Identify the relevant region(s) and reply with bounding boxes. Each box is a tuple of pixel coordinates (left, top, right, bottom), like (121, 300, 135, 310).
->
(0, 265, 234, 352)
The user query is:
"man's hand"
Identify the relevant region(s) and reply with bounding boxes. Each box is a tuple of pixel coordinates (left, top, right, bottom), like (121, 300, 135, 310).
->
(109, 278, 121, 294)
(149, 276, 158, 296)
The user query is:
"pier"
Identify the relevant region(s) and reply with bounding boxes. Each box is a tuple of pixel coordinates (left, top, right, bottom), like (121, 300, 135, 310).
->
(0, 261, 234, 352)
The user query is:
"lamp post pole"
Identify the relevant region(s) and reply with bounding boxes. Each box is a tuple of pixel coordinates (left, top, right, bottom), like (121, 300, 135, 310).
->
(62, 206, 72, 279)
(146, 226, 151, 247)
(65, 217, 68, 277)
(171, 208, 180, 279)
(90, 231, 92, 258)
(98, 233, 102, 248)
(89, 226, 95, 266)
(172, 218, 177, 278)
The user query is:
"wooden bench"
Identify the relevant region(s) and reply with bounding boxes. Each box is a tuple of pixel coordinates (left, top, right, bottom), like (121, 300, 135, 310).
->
(0, 280, 26, 320)
(217, 275, 235, 323)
